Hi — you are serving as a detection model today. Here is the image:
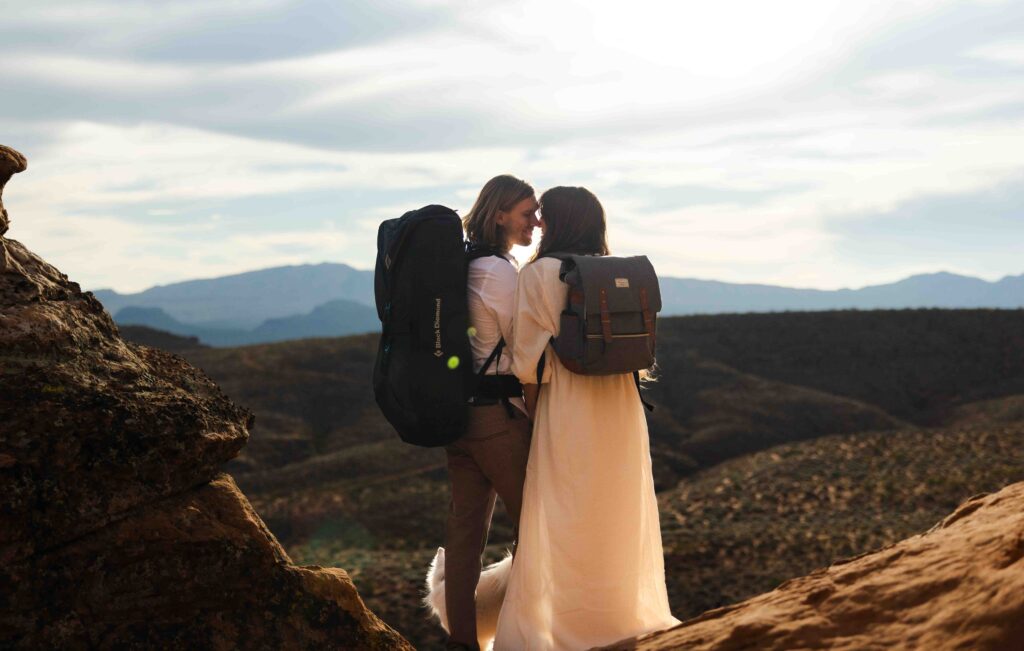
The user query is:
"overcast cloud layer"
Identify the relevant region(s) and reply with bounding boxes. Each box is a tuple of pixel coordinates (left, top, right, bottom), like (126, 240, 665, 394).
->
(2, 0, 1022, 292)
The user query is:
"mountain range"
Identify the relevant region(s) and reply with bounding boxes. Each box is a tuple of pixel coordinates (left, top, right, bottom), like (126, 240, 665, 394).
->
(91, 263, 1024, 347)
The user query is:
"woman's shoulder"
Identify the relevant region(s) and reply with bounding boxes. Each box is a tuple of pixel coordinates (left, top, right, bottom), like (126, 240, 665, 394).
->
(522, 257, 562, 276)
(517, 258, 563, 297)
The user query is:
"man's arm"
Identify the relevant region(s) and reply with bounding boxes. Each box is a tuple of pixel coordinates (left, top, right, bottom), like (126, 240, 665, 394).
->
(523, 383, 539, 420)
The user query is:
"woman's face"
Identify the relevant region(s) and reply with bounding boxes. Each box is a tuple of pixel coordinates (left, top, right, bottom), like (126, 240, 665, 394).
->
(497, 196, 541, 249)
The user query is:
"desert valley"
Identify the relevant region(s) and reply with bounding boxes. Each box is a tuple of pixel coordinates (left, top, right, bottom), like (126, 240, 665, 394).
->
(121, 307, 1024, 648)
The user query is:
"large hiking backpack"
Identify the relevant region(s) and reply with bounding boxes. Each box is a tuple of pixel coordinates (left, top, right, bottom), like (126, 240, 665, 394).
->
(541, 254, 661, 404)
(373, 205, 520, 447)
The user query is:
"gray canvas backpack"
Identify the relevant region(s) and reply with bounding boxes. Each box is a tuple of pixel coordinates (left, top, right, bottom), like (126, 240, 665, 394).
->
(538, 253, 661, 410)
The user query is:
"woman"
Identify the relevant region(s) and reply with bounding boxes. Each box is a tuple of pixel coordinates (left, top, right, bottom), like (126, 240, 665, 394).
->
(443, 174, 540, 651)
(493, 186, 679, 650)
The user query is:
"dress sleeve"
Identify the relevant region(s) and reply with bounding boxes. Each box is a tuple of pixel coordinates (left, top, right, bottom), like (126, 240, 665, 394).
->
(511, 260, 561, 385)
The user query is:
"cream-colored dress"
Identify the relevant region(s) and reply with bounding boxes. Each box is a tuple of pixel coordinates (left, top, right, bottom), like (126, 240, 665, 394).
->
(493, 258, 680, 651)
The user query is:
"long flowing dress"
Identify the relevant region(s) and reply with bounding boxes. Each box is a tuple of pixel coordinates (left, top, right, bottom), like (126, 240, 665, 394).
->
(492, 258, 680, 650)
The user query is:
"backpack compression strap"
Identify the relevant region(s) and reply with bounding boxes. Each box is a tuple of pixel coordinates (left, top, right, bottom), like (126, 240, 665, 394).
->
(467, 242, 518, 385)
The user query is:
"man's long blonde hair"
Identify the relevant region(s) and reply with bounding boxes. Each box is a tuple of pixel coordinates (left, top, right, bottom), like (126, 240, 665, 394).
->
(463, 175, 535, 252)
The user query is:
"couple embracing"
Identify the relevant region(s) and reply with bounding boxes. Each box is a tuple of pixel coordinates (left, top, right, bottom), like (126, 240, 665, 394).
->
(430, 175, 679, 651)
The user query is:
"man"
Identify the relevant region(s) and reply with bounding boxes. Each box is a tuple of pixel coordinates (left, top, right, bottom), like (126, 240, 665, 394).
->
(444, 174, 540, 651)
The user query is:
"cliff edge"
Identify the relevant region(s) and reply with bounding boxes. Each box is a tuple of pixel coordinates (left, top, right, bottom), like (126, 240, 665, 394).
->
(602, 481, 1024, 650)
(0, 145, 411, 649)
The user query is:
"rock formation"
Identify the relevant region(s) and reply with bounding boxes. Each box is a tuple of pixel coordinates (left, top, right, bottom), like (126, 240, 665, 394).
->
(602, 481, 1024, 650)
(0, 145, 411, 649)
(0, 145, 26, 237)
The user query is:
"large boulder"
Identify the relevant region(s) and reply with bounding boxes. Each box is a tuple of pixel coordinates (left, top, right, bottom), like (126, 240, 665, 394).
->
(602, 481, 1024, 650)
(0, 145, 411, 649)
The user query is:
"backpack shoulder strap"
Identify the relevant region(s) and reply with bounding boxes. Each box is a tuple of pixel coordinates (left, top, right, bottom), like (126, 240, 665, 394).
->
(467, 243, 513, 377)
(466, 242, 514, 265)
(478, 337, 506, 377)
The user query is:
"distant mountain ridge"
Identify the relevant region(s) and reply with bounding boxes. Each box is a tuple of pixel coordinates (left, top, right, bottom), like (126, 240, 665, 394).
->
(660, 271, 1024, 313)
(94, 262, 374, 330)
(115, 299, 379, 347)
(92, 264, 1024, 347)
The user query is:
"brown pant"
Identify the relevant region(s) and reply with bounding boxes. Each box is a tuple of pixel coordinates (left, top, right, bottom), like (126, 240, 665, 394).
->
(444, 403, 531, 649)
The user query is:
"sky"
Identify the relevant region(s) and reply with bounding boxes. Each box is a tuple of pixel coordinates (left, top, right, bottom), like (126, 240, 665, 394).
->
(1, 0, 1022, 293)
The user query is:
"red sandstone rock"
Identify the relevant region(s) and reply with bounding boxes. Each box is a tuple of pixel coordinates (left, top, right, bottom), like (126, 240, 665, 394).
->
(0, 146, 411, 650)
(0, 144, 27, 236)
(601, 481, 1024, 650)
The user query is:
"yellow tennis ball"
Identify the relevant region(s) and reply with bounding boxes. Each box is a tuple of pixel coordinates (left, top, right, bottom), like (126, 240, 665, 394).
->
(467, 326, 478, 338)
(447, 356, 460, 370)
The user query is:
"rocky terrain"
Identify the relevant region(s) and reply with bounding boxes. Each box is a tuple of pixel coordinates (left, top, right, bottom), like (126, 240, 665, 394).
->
(128, 307, 1024, 647)
(657, 411, 1024, 620)
(0, 145, 410, 649)
(605, 481, 1024, 650)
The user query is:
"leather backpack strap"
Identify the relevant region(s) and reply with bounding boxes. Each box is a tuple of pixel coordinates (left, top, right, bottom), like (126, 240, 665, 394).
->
(599, 287, 613, 344)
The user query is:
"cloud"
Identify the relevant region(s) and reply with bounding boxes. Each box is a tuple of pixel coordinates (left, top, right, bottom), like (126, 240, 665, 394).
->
(2, 0, 1024, 292)
(4, 0, 1021, 154)
(8, 121, 529, 208)
(9, 199, 362, 294)
(826, 177, 1024, 282)
(2, 0, 446, 62)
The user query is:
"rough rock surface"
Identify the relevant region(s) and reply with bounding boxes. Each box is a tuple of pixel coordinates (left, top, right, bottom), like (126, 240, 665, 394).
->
(601, 481, 1024, 650)
(0, 146, 411, 649)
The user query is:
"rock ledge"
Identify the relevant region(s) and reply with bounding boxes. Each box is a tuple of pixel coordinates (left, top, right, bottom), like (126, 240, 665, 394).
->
(601, 481, 1024, 650)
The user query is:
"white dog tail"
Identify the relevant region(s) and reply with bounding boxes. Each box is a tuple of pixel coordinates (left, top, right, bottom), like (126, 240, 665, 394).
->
(424, 547, 514, 650)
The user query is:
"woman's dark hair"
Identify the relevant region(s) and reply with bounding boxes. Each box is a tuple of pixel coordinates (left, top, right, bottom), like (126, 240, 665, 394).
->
(463, 174, 535, 251)
(532, 186, 610, 261)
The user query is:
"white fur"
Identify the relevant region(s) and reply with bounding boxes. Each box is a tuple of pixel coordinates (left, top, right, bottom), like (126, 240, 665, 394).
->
(424, 547, 513, 650)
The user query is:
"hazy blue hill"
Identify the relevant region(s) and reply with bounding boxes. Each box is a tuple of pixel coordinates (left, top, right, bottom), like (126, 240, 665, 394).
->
(114, 306, 185, 333)
(114, 306, 252, 346)
(995, 273, 1024, 301)
(94, 263, 374, 329)
(117, 325, 207, 353)
(658, 278, 836, 313)
(849, 271, 1008, 307)
(659, 271, 1024, 314)
(116, 299, 381, 347)
(250, 299, 380, 343)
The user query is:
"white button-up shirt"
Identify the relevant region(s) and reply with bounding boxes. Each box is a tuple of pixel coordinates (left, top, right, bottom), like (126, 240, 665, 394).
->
(467, 252, 519, 375)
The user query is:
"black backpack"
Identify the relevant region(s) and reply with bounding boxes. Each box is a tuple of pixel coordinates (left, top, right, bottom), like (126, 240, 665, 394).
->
(373, 205, 521, 447)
